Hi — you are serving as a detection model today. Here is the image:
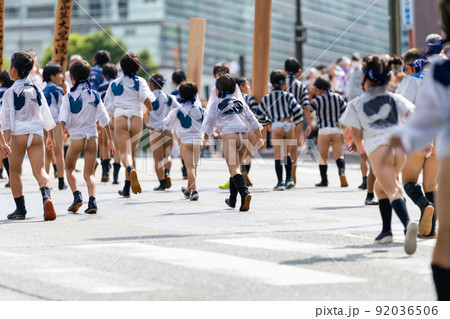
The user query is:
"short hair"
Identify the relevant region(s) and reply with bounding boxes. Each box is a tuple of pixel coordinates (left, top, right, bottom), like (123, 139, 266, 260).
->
(234, 76, 247, 87)
(216, 74, 236, 94)
(403, 48, 424, 65)
(69, 54, 83, 64)
(213, 63, 230, 76)
(172, 69, 186, 85)
(149, 73, 165, 89)
(362, 54, 402, 86)
(120, 52, 141, 77)
(313, 76, 331, 91)
(284, 58, 301, 74)
(179, 82, 198, 101)
(69, 60, 91, 81)
(43, 62, 63, 83)
(94, 50, 111, 66)
(0, 71, 14, 87)
(270, 70, 287, 89)
(102, 63, 118, 81)
(10, 52, 34, 79)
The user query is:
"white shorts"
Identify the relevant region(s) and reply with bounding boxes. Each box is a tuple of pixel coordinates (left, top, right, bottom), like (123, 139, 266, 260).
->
(272, 121, 294, 132)
(437, 125, 450, 158)
(318, 127, 343, 135)
(364, 134, 390, 156)
(114, 108, 143, 131)
(180, 135, 203, 146)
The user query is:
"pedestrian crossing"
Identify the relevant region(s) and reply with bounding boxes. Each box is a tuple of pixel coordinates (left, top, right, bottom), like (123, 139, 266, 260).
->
(0, 235, 436, 299)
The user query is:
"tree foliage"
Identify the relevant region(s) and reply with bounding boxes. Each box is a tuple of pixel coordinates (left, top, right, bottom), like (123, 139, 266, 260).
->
(41, 28, 158, 74)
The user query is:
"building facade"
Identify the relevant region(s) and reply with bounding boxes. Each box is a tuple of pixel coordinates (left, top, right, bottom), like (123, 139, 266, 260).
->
(4, 0, 399, 96)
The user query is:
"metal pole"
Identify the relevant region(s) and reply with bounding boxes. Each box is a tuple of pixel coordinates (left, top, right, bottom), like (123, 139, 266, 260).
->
(0, 0, 5, 70)
(295, 0, 303, 67)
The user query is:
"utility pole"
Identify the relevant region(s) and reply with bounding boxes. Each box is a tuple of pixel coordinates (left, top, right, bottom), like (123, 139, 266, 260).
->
(389, 0, 401, 56)
(295, 0, 306, 67)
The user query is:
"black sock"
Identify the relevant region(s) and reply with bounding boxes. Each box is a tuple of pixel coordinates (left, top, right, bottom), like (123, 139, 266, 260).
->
(2, 158, 9, 178)
(14, 196, 27, 213)
(126, 166, 135, 175)
(241, 164, 247, 173)
(58, 177, 65, 188)
(362, 176, 367, 184)
(378, 199, 392, 233)
(404, 182, 433, 213)
(246, 164, 251, 174)
(425, 191, 435, 204)
(391, 199, 410, 229)
(40, 187, 51, 205)
(275, 160, 283, 184)
(164, 168, 170, 177)
(432, 264, 450, 301)
(113, 163, 121, 181)
(123, 180, 131, 193)
(159, 179, 167, 188)
(336, 158, 345, 175)
(53, 164, 57, 174)
(367, 192, 375, 200)
(73, 190, 82, 200)
(285, 156, 292, 181)
(229, 177, 238, 204)
(232, 174, 249, 198)
(319, 165, 328, 183)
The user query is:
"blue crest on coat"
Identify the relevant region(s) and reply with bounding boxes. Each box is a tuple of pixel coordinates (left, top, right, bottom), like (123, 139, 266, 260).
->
(111, 82, 124, 96)
(88, 91, 101, 108)
(69, 94, 83, 114)
(152, 99, 160, 111)
(13, 91, 26, 111)
(43, 85, 63, 106)
(177, 109, 192, 128)
(363, 95, 398, 128)
(218, 98, 243, 116)
(434, 60, 450, 86)
(167, 95, 173, 107)
(130, 76, 140, 91)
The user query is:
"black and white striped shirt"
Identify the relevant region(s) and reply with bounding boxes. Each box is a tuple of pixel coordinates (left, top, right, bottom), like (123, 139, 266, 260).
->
(310, 91, 347, 129)
(286, 76, 310, 108)
(243, 93, 258, 114)
(256, 90, 303, 126)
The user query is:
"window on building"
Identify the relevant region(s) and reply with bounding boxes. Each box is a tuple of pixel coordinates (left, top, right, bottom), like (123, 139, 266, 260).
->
(118, 0, 128, 19)
(27, 5, 54, 19)
(89, 0, 101, 18)
(6, 7, 20, 18)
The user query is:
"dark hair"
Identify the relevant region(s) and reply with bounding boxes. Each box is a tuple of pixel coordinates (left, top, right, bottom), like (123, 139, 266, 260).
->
(120, 52, 141, 77)
(270, 70, 287, 89)
(284, 58, 301, 74)
(362, 54, 402, 86)
(70, 60, 91, 81)
(43, 62, 63, 83)
(313, 76, 331, 91)
(172, 69, 186, 85)
(213, 63, 230, 76)
(102, 63, 118, 81)
(0, 71, 14, 87)
(216, 74, 236, 96)
(441, 0, 450, 32)
(179, 82, 198, 102)
(10, 52, 34, 79)
(403, 48, 424, 65)
(234, 76, 247, 87)
(149, 73, 165, 89)
(94, 50, 111, 67)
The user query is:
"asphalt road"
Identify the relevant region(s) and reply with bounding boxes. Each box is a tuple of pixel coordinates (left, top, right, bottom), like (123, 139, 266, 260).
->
(0, 151, 437, 301)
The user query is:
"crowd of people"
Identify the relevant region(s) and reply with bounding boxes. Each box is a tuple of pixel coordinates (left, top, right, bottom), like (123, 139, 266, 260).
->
(0, 0, 449, 301)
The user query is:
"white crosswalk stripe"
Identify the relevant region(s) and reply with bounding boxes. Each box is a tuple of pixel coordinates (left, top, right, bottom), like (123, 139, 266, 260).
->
(74, 242, 366, 286)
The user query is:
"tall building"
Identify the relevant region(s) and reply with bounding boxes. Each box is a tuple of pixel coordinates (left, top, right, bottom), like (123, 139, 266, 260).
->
(4, 0, 397, 96)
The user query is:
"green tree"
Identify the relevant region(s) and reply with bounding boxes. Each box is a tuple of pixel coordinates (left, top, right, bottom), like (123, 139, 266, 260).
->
(41, 28, 128, 68)
(137, 48, 159, 78)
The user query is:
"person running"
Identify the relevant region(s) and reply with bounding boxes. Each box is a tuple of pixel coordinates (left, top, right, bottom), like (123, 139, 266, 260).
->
(60, 59, 114, 214)
(104, 52, 155, 198)
(1, 52, 57, 221)
(42, 62, 68, 190)
(164, 82, 204, 200)
(144, 74, 180, 191)
(256, 70, 303, 191)
(202, 74, 263, 211)
(396, 48, 437, 238)
(308, 76, 348, 187)
(340, 54, 417, 255)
